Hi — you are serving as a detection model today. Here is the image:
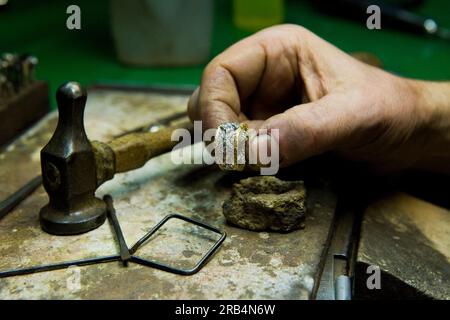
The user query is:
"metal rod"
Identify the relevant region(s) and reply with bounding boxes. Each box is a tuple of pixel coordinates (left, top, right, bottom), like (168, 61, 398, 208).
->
(335, 275, 352, 300)
(104, 194, 131, 265)
(129, 214, 172, 254)
(0, 175, 42, 220)
(0, 255, 120, 278)
(113, 111, 188, 138)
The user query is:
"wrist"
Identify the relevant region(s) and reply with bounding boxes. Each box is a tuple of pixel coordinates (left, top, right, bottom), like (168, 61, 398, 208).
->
(408, 79, 450, 173)
(414, 80, 450, 118)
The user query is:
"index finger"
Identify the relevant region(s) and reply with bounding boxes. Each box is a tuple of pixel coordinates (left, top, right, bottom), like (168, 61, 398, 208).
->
(195, 34, 268, 129)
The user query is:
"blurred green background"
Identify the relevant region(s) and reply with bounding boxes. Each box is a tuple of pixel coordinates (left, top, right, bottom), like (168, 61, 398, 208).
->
(1, 0, 449, 109)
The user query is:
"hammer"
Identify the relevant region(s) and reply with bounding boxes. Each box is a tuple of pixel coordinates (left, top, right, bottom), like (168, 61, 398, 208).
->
(39, 82, 193, 235)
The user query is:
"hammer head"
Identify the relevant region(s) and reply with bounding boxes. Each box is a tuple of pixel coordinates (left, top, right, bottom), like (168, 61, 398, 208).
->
(39, 82, 106, 235)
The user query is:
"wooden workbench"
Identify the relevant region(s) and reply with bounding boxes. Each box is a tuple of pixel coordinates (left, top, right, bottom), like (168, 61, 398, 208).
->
(0, 86, 337, 299)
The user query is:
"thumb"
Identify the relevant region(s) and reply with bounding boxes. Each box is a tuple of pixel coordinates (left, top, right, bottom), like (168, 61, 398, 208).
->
(249, 94, 353, 167)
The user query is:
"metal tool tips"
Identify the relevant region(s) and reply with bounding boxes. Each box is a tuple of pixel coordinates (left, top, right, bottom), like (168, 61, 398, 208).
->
(0, 52, 39, 103)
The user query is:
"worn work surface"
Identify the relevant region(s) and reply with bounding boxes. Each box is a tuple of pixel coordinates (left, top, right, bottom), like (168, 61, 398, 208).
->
(0, 87, 336, 299)
(354, 192, 450, 300)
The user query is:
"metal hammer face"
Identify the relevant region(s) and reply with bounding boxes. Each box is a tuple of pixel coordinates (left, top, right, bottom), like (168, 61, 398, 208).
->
(39, 82, 106, 235)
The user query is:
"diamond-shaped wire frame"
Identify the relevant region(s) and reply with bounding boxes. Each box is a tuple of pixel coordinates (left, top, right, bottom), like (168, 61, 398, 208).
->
(129, 214, 227, 276)
(0, 208, 226, 278)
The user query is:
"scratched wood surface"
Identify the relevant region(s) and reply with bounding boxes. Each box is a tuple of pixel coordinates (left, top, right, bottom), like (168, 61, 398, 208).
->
(354, 192, 450, 299)
(0, 86, 336, 299)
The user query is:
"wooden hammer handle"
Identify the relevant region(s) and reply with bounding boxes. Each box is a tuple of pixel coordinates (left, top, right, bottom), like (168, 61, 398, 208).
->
(92, 119, 193, 186)
(109, 119, 193, 173)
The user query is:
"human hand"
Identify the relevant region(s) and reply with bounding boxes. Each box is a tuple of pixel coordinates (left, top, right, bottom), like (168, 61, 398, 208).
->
(188, 24, 450, 173)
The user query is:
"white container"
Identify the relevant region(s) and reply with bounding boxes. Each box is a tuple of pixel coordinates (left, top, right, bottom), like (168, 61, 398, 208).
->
(110, 0, 213, 66)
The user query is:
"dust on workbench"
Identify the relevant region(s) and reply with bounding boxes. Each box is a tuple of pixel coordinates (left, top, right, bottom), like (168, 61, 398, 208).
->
(0, 87, 336, 299)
